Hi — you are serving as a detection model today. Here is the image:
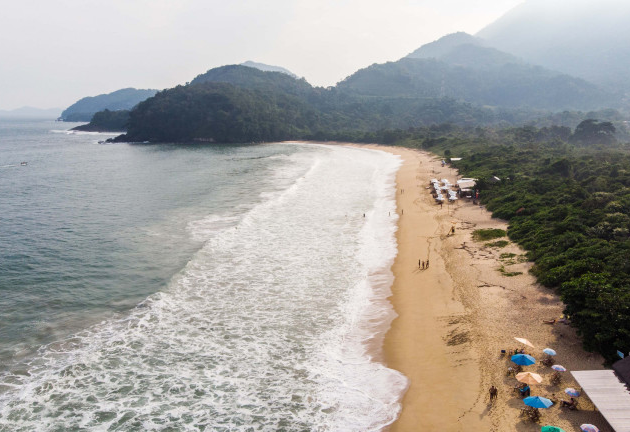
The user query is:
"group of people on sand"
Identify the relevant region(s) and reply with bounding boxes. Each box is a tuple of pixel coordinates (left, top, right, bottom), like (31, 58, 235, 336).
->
(418, 259, 429, 270)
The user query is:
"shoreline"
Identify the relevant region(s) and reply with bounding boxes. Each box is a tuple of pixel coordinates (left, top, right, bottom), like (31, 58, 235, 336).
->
(359, 145, 612, 432)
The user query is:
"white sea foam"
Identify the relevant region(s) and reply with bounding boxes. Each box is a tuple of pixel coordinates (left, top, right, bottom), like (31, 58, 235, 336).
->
(0, 144, 406, 431)
(49, 129, 119, 136)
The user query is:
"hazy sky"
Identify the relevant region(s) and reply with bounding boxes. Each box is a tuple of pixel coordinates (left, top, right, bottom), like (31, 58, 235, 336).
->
(0, 0, 524, 110)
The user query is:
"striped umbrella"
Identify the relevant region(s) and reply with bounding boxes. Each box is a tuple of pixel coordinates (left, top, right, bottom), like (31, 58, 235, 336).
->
(565, 387, 580, 397)
(580, 425, 600, 432)
(543, 348, 557, 356)
(551, 364, 566, 372)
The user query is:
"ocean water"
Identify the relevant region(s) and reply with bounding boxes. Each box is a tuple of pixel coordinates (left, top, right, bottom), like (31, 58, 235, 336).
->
(0, 119, 407, 431)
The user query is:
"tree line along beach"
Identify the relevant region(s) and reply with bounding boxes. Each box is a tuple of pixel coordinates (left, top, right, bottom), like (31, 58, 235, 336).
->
(370, 144, 612, 432)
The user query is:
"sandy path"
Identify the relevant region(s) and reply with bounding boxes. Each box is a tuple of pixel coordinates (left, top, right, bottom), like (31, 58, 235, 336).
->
(364, 145, 612, 432)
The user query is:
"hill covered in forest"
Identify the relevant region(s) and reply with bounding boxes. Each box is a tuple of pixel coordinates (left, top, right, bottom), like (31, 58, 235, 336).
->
(99, 56, 625, 144)
(60, 88, 158, 122)
(84, 23, 627, 144)
(111, 65, 514, 143)
(336, 33, 618, 111)
(240, 61, 297, 78)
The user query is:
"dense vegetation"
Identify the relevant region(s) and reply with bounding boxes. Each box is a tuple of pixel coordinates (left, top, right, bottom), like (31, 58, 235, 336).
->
(111, 66, 512, 143)
(60, 88, 157, 122)
(394, 122, 630, 362)
(72, 109, 129, 132)
(120, 82, 321, 143)
(101, 65, 627, 143)
(337, 57, 614, 111)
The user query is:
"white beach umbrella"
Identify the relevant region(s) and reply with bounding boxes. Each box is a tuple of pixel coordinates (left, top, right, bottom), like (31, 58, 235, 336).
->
(515, 337, 535, 348)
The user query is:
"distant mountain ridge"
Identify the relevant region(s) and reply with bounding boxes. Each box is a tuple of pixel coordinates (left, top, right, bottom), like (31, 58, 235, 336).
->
(240, 61, 297, 78)
(337, 33, 617, 111)
(0, 106, 61, 119)
(476, 0, 630, 93)
(110, 65, 505, 143)
(406, 32, 524, 70)
(406, 32, 483, 59)
(190, 65, 312, 95)
(60, 88, 158, 122)
(83, 26, 626, 142)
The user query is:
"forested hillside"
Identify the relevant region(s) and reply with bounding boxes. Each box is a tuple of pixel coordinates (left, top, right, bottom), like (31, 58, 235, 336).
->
(336, 31, 619, 112)
(60, 88, 157, 122)
(111, 65, 509, 143)
(101, 62, 625, 143)
(71, 109, 130, 132)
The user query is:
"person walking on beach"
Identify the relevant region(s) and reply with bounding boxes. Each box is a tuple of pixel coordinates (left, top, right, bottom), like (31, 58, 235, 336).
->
(418, 259, 422, 269)
(489, 385, 498, 402)
(426, 259, 429, 269)
(422, 261, 425, 270)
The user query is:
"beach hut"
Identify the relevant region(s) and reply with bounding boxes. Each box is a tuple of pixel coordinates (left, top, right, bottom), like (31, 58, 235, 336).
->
(457, 179, 476, 190)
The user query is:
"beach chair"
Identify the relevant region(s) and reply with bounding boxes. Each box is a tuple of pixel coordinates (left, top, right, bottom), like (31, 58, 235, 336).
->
(519, 386, 531, 397)
(541, 357, 554, 367)
(519, 407, 540, 422)
(561, 399, 578, 410)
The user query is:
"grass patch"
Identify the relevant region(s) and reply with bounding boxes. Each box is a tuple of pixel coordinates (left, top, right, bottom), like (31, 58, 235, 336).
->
(486, 240, 509, 248)
(499, 266, 523, 277)
(473, 228, 507, 242)
(500, 252, 517, 264)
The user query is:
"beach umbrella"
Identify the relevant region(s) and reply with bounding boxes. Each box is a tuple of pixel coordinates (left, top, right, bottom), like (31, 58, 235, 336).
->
(511, 354, 536, 366)
(580, 425, 600, 432)
(551, 365, 567, 372)
(541, 426, 566, 432)
(565, 388, 580, 397)
(516, 371, 543, 385)
(515, 337, 535, 348)
(523, 396, 554, 409)
(543, 348, 557, 356)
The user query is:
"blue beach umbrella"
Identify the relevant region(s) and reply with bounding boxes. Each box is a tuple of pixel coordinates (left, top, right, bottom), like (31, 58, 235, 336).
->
(511, 353, 536, 366)
(565, 387, 580, 397)
(523, 396, 554, 409)
(543, 348, 557, 356)
(551, 364, 566, 372)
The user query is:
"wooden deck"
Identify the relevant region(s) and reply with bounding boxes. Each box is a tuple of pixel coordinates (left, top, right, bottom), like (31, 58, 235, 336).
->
(572, 370, 630, 432)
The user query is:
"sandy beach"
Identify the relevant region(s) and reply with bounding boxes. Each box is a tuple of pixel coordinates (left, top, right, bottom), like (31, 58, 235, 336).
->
(365, 145, 612, 432)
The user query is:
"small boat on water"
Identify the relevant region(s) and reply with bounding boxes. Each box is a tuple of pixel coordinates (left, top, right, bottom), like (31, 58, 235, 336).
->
(20, 161, 27, 166)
